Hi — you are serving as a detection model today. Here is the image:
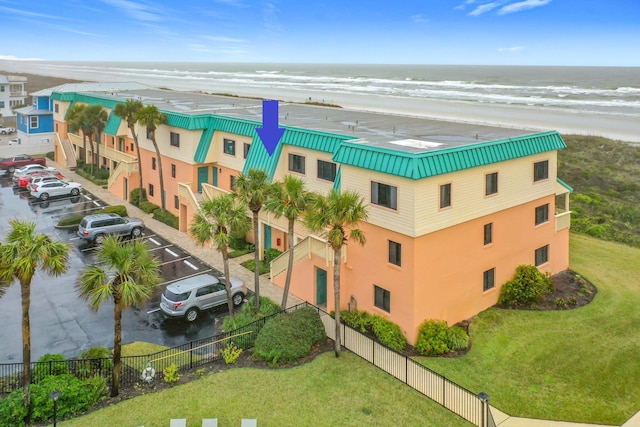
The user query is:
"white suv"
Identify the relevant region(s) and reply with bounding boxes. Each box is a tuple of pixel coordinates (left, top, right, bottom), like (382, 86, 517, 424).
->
(160, 274, 247, 322)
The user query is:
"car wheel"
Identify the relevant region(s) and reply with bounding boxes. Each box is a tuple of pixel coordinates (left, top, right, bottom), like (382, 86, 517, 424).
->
(8, 166, 15, 173)
(131, 227, 143, 239)
(70, 188, 80, 196)
(185, 308, 198, 322)
(94, 234, 105, 245)
(39, 201, 50, 209)
(232, 293, 244, 307)
(39, 192, 49, 201)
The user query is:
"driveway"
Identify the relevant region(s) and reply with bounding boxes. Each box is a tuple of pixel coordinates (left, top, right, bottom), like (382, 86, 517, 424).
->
(0, 172, 248, 362)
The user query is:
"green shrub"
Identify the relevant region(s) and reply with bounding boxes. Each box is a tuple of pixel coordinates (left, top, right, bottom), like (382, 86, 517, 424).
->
(102, 205, 128, 217)
(567, 296, 578, 306)
(229, 234, 249, 250)
(33, 353, 69, 381)
(56, 205, 128, 228)
(556, 298, 568, 309)
(139, 200, 159, 214)
(78, 346, 112, 378)
(264, 248, 283, 265)
(447, 326, 470, 351)
(498, 265, 554, 308)
(0, 389, 27, 427)
(46, 151, 55, 161)
(341, 310, 371, 333)
(57, 213, 85, 227)
(221, 343, 243, 364)
(223, 296, 280, 332)
(340, 310, 407, 352)
(253, 307, 326, 365)
(129, 188, 147, 206)
(163, 364, 180, 383)
(415, 320, 451, 356)
(29, 374, 107, 423)
(153, 209, 179, 229)
(241, 258, 269, 274)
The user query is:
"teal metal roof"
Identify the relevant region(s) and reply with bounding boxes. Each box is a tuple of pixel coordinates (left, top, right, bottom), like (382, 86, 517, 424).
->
(104, 113, 122, 135)
(333, 165, 342, 191)
(333, 131, 566, 180)
(242, 134, 284, 180)
(557, 177, 574, 193)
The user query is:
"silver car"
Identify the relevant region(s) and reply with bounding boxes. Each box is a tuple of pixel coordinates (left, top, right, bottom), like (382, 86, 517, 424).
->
(77, 213, 145, 244)
(160, 274, 247, 322)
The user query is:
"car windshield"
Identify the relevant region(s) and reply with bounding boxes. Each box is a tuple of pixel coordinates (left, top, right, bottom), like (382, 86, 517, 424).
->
(79, 219, 88, 228)
(164, 289, 190, 302)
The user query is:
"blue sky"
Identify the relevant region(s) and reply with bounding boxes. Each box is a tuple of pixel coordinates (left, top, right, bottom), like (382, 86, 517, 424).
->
(0, 0, 638, 66)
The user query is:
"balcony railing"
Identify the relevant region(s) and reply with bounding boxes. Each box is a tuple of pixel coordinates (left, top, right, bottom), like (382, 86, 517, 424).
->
(270, 235, 336, 280)
(555, 210, 571, 232)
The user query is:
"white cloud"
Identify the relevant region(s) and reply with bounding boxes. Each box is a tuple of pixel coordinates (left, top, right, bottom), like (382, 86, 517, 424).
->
(100, 0, 163, 22)
(411, 14, 429, 23)
(0, 5, 60, 20)
(498, 46, 525, 52)
(469, 2, 501, 16)
(0, 55, 43, 61)
(498, 0, 551, 15)
(455, 0, 477, 11)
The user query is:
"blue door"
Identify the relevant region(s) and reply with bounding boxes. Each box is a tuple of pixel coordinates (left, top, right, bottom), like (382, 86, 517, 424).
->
(213, 167, 218, 186)
(263, 225, 272, 250)
(316, 268, 327, 305)
(197, 167, 208, 192)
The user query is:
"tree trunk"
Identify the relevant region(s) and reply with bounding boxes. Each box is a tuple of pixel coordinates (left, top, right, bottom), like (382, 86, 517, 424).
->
(221, 246, 235, 318)
(82, 134, 87, 167)
(111, 294, 122, 397)
(88, 137, 95, 176)
(21, 280, 32, 416)
(333, 246, 342, 357)
(150, 136, 166, 212)
(95, 131, 101, 177)
(253, 211, 261, 311)
(281, 219, 295, 309)
(132, 128, 143, 205)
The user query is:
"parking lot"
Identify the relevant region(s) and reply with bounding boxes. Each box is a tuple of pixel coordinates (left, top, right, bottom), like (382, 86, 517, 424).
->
(0, 169, 249, 362)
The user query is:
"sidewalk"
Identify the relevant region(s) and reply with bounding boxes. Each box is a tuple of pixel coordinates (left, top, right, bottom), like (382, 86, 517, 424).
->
(49, 161, 639, 427)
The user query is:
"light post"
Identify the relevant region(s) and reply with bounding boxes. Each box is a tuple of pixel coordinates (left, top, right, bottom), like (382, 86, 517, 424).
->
(49, 389, 61, 427)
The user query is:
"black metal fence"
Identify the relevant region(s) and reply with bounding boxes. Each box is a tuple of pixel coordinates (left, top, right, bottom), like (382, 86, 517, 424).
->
(0, 302, 495, 426)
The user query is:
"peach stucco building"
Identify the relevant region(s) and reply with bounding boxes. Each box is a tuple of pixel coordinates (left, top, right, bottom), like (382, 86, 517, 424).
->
(50, 85, 571, 344)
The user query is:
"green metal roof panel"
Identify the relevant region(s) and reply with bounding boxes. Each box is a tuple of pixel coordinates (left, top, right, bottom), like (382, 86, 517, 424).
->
(557, 177, 574, 193)
(242, 134, 283, 180)
(333, 131, 566, 180)
(104, 113, 122, 135)
(333, 165, 342, 191)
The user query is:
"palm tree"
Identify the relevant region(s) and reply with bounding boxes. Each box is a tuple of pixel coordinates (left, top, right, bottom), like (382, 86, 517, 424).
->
(66, 103, 90, 168)
(85, 105, 108, 176)
(114, 100, 145, 204)
(265, 175, 311, 309)
(76, 236, 160, 397)
(303, 189, 368, 357)
(136, 105, 168, 211)
(189, 193, 250, 317)
(0, 220, 70, 412)
(235, 168, 272, 311)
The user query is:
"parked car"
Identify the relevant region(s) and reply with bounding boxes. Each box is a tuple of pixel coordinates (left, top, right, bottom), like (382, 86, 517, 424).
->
(12, 165, 57, 182)
(160, 274, 247, 322)
(19, 172, 65, 189)
(29, 180, 82, 200)
(0, 125, 16, 135)
(77, 213, 145, 244)
(0, 154, 46, 173)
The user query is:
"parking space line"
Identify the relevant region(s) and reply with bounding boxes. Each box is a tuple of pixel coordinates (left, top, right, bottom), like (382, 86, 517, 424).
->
(147, 308, 161, 314)
(184, 260, 199, 270)
(93, 200, 100, 207)
(157, 269, 212, 287)
(83, 194, 92, 200)
(148, 237, 161, 246)
(159, 256, 191, 266)
(164, 248, 178, 257)
(148, 244, 173, 252)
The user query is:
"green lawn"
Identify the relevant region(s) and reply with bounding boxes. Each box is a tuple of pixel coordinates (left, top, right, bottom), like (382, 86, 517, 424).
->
(417, 233, 640, 425)
(60, 352, 470, 427)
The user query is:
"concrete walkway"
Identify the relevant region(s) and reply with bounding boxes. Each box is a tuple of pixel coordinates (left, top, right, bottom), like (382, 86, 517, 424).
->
(49, 160, 639, 427)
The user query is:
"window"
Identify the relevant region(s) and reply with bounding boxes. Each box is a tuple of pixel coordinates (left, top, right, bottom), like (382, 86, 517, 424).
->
(317, 160, 337, 182)
(535, 204, 549, 225)
(54, 104, 59, 113)
(30, 116, 39, 128)
(230, 175, 237, 191)
(148, 184, 154, 197)
(439, 183, 451, 209)
(174, 195, 180, 210)
(371, 181, 398, 210)
(170, 132, 180, 147)
(196, 285, 214, 297)
(243, 143, 251, 159)
(484, 223, 493, 245)
(535, 245, 549, 266)
(388, 241, 401, 266)
(288, 153, 306, 174)
(152, 157, 156, 170)
(130, 143, 134, 152)
(146, 130, 153, 139)
(223, 138, 236, 155)
(485, 172, 498, 195)
(171, 164, 176, 178)
(483, 268, 495, 291)
(374, 285, 390, 312)
(534, 160, 549, 182)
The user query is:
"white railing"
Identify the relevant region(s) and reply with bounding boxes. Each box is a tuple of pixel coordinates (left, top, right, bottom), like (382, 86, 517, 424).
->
(270, 235, 335, 280)
(67, 133, 137, 164)
(555, 210, 571, 232)
(178, 182, 201, 214)
(107, 161, 138, 189)
(201, 182, 229, 201)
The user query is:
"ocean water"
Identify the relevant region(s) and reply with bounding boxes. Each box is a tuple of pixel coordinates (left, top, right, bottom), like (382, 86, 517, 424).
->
(2, 61, 639, 118)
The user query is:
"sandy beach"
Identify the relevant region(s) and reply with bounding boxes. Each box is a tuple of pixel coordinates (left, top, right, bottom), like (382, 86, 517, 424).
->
(3, 68, 638, 144)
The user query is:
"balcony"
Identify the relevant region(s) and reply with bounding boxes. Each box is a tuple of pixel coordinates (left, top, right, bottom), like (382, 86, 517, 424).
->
(555, 209, 571, 232)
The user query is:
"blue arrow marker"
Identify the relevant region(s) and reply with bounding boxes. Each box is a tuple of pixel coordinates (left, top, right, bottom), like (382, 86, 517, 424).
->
(256, 99, 285, 156)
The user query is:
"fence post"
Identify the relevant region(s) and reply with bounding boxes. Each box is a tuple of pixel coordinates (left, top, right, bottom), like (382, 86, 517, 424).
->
(478, 392, 489, 427)
(189, 341, 193, 369)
